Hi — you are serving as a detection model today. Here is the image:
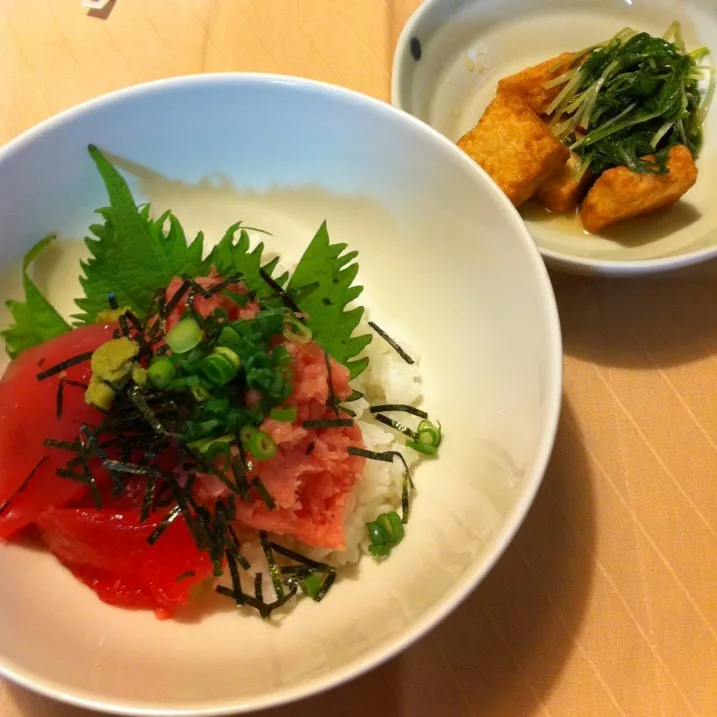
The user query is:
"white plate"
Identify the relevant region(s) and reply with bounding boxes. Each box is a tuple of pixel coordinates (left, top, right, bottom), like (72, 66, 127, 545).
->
(392, 0, 717, 276)
(0, 75, 562, 715)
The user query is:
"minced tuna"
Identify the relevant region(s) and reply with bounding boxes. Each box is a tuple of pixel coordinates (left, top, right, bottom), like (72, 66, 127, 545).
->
(167, 272, 367, 550)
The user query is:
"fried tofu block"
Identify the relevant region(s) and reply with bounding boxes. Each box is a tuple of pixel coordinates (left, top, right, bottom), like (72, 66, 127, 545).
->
(497, 52, 575, 114)
(457, 92, 570, 207)
(536, 153, 593, 213)
(580, 145, 698, 234)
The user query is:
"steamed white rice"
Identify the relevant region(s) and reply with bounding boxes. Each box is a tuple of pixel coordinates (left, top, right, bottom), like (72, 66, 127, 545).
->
(238, 320, 425, 594)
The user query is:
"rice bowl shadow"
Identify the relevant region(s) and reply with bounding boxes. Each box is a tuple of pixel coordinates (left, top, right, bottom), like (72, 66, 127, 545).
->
(552, 256, 717, 368)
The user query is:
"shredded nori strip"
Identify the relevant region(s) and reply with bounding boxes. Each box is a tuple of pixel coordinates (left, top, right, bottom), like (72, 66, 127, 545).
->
(181, 274, 215, 299)
(305, 441, 315, 456)
(347, 446, 395, 462)
(314, 571, 337, 602)
(262, 281, 319, 305)
(259, 531, 284, 600)
(140, 475, 157, 522)
(43, 438, 81, 452)
(324, 352, 340, 419)
(226, 548, 246, 605)
(347, 448, 413, 522)
(69, 429, 103, 509)
(251, 477, 276, 510)
(220, 583, 299, 619)
(176, 570, 196, 582)
(226, 525, 251, 570)
(56, 379, 65, 419)
(254, 573, 264, 603)
(280, 565, 313, 576)
(231, 454, 250, 500)
(56, 468, 89, 481)
(102, 459, 157, 476)
(147, 505, 182, 545)
(0, 456, 48, 515)
(369, 404, 428, 419)
(401, 473, 411, 524)
(255, 584, 298, 618)
(270, 542, 336, 575)
(258, 268, 302, 314)
(374, 414, 419, 440)
(184, 446, 241, 497)
(163, 280, 191, 317)
(127, 386, 167, 435)
(202, 273, 243, 298)
(118, 312, 130, 338)
(124, 310, 142, 328)
(302, 418, 353, 429)
(36, 351, 94, 381)
(367, 321, 414, 364)
(64, 379, 89, 390)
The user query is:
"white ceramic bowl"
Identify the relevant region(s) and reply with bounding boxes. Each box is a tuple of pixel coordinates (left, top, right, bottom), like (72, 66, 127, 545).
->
(392, 0, 717, 276)
(0, 75, 562, 715)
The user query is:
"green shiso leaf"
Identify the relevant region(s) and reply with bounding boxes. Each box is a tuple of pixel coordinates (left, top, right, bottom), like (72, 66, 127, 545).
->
(288, 221, 371, 378)
(199, 223, 288, 297)
(1, 235, 71, 358)
(73, 145, 205, 323)
(3, 147, 370, 379)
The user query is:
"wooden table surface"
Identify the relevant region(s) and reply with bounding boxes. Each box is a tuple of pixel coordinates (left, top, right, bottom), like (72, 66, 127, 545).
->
(1, 1, 716, 716)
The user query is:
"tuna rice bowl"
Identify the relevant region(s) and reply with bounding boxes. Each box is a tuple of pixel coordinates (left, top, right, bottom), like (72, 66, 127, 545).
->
(0, 145, 442, 620)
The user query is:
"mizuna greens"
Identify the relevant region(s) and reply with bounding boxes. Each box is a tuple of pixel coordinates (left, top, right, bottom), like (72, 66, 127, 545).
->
(546, 21, 715, 178)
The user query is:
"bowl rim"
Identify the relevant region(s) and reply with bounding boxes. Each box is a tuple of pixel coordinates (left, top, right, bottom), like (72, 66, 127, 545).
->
(0, 72, 563, 716)
(390, 0, 717, 277)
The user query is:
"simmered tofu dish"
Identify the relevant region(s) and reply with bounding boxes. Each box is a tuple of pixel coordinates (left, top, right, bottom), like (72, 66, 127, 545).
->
(457, 23, 714, 233)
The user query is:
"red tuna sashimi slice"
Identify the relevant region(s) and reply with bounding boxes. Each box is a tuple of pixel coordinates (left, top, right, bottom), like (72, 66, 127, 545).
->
(0, 322, 117, 540)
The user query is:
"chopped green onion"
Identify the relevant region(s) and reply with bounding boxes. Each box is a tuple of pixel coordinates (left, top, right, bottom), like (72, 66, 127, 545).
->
(249, 430, 278, 460)
(166, 318, 202, 354)
(214, 346, 241, 368)
(406, 440, 438, 456)
(204, 397, 230, 412)
(367, 520, 390, 557)
(417, 419, 441, 447)
(240, 425, 257, 447)
(147, 357, 175, 389)
(188, 433, 234, 454)
(217, 325, 241, 350)
(270, 406, 298, 422)
(283, 316, 312, 344)
(367, 510, 404, 557)
(299, 572, 323, 598)
(198, 348, 240, 386)
(377, 511, 404, 544)
(191, 384, 211, 402)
